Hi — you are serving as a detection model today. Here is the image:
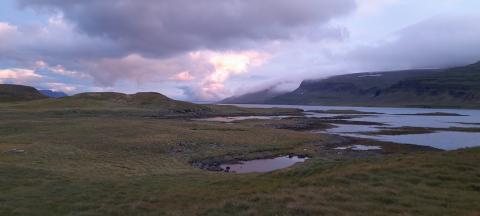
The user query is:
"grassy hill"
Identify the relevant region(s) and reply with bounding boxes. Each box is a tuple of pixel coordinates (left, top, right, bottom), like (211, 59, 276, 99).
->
(0, 91, 209, 115)
(0, 103, 478, 215)
(0, 84, 48, 102)
(0, 85, 479, 215)
(224, 61, 480, 108)
(66, 92, 209, 111)
(0, 90, 301, 118)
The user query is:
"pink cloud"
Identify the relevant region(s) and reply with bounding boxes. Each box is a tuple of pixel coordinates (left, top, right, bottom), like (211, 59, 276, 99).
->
(43, 82, 77, 93)
(35, 60, 90, 79)
(199, 51, 270, 100)
(170, 71, 195, 81)
(0, 68, 42, 83)
(85, 50, 269, 100)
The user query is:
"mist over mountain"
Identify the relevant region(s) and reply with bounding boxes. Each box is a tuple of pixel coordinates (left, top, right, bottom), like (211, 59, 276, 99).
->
(220, 86, 288, 104)
(223, 61, 480, 108)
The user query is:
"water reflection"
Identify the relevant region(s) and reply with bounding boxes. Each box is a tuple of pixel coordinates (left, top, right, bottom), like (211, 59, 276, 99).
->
(220, 156, 308, 173)
(373, 132, 480, 150)
(230, 104, 480, 150)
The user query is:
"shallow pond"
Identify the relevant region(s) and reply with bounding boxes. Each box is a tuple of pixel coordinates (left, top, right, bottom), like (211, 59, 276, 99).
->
(220, 156, 308, 173)
(230, 104, 480, 150)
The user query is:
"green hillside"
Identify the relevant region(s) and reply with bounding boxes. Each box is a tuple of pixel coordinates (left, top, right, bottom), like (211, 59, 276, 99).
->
(0, 84, 48, 102)
(0, 90, 300, 118)
(265, 61, 480, 108)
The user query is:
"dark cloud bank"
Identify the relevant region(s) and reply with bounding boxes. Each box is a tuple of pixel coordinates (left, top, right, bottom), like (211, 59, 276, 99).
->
(3, 1, 480, 100)
(348, 15, 480, 71)
(17, 1, 480, 73)
(18, 0, 356, 58)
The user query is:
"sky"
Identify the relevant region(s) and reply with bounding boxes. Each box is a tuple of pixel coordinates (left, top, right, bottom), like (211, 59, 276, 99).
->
(1, 0, 480, 101)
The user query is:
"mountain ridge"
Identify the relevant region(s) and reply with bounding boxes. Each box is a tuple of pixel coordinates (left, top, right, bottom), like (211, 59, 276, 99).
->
(222, 61, 480, 108)
(39, 90, 68, 98)
(220, 86, 287, 104)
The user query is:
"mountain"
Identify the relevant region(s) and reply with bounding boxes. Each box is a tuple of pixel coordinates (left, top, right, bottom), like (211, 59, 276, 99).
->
(224, 61, 480, 108)
(39, 90, 68, 98)
(220, 87, 286, 104)
(0, 84, 48, 102)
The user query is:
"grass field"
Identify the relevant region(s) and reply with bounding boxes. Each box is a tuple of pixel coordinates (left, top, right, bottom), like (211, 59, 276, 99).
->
(0, 99, 479, 215)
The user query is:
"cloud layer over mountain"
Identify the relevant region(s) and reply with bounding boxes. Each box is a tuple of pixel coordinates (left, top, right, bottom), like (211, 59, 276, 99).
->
(1, 0, 480, 100)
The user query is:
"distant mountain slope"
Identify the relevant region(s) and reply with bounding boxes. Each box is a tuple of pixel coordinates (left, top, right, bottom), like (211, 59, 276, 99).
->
(0, 84, 48, 102)
(267, 61, 480, 108)
(224, 61, 480, 108)
(39, 90, 68, 98)
(220, 87, 286, 104)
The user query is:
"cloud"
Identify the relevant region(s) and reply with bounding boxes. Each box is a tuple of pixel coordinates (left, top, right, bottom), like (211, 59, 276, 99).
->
(355, 0, 399, 16)
(0, 22, 20, 56)
(85, 50, 268, 100)
(85, 54, 191, 86)
(18, 0, 356, 58)
(0, 22, 18, 39)
(0, 22, 16, 32)
(346, 15, 480, 70)
(0, 1, 358, 100)
(200, 51, 269, 99)
(0, 66, 85, 93)
(41, 82, 76, 93)
(0, 16, 121, 67)
(0, 68, 42, 83)
(224, 13, 480, 99)
(170, 71, 194, 81)
(5, 1, 480, 102)
(35, 60, 90, 79)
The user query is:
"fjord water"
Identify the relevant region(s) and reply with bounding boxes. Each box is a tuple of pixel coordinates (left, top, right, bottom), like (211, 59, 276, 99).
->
(230, 104, 480, 150)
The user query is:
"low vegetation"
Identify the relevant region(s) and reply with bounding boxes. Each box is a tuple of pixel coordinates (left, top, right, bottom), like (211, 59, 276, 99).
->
(0, 87, 479, 215)
(0, 84, 47, 102)
(0, 87, 301, 119)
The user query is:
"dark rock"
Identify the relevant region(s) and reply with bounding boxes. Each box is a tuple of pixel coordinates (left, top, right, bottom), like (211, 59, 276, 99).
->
(297, 155, 307, 159)
(5, 149, 25, 154)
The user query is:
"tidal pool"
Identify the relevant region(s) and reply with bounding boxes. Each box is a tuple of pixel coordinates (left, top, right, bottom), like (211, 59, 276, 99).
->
(229, 104, 480, 150)
(220, 156, 308, 173)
